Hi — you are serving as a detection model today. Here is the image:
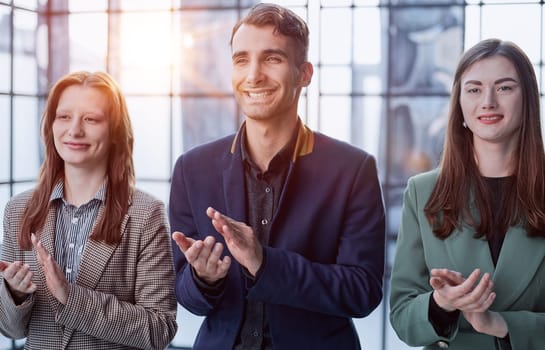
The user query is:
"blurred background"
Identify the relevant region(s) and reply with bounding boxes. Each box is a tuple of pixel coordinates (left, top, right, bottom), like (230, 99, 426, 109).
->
(0, 0, 544, 349)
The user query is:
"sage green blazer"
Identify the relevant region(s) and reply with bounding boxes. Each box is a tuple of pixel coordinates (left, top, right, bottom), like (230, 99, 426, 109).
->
(390, 169, 545, 350)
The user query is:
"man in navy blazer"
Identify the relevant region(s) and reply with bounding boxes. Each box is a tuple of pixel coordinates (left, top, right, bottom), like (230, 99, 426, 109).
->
(169, 3, 386, 349)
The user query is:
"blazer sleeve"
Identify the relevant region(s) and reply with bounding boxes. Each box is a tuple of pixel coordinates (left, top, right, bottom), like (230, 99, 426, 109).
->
(248, 154, 386, 318)
(389, 177, 460, 346)
(0, 198, 34, 339)
(169, 155, 220, 316)
(499, 311, 545, 349)
(54, 198, 178, 350)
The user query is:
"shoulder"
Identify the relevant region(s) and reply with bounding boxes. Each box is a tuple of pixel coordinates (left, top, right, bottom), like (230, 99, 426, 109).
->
(130, 188, 164, 208)
(4, 189, 34, 213)
(128, 189, 166, 218)
(312, 132, 374, 162)
(408, 169, 440, 188)
(404, 169, 440, 204)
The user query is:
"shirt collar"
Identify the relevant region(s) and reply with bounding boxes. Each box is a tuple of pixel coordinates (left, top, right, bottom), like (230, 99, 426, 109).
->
(231, 117, 315, 163)
(49, 179, 108, 204)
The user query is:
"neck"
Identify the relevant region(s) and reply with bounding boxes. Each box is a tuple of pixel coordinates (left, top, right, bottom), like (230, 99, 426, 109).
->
(474, 142, 515, 177)
(64, 166, 107, 206)
(244, 116, 298, 172)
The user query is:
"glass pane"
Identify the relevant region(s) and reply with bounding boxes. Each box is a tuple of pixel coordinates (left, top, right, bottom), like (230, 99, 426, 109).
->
(54, 0, 107, 12)
(355, 0, 380, 5)
(320, 8, 352, 64)
(0, 5, 10, 93)
(13, 181, 35, 196)
(385, 97, 448, 185)
(354, 7, 383, 66)
(134, 181, 170, 208)
(13, 0, 37, 10)
(482, 0, 540, 3)
(321, 0, 352, 6)
(0, 97, 9, 182)
(320, 66, 351, 94)
(13, 97, 40, 181)
(355, 301, 384, 350)
(115, 12, 173, 94)
(0, 184, 9, 246)
(127, 97, 171, 180)
(181, 97, 238, 151)
(172, 97, 183, 167)
(464, 5, 480, 50)
(389, 5, 463, 95)
(69, 13, 107, 72)
(352, 96, 384, 159)
(481, 4, 541, 62)
(176, 10, 236, 95)
(319, 96, 351, 142)
(118, 0, 172, 10)
(386, 187, 405, 236)
(268, 0, 307, 6)
(13, 9, 37, 94)
(170, 306, 203, 348)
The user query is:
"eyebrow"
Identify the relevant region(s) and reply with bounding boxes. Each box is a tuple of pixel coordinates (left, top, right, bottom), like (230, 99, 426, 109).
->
(463, 77, 518, 85)
(232, 48, 289, 60)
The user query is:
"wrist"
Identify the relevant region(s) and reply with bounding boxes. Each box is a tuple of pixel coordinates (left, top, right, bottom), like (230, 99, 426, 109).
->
(432, 291, 456, 312)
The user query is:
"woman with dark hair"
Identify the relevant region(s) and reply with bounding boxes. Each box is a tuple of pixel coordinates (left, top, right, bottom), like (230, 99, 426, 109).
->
(0, 71, 177, 349)
(390, 39, 545, 349)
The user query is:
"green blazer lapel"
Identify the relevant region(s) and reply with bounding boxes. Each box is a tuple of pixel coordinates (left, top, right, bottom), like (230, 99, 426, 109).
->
(444, 224, 495, 279)
(75, 206, 129, 290)
(492, 225, 545, 310)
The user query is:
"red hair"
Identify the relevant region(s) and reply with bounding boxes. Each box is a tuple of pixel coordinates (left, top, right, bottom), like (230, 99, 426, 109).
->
(18, 71, 135, 249)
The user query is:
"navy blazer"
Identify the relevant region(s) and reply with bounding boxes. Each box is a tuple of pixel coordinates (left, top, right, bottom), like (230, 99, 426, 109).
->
(169, 120, 386, 349)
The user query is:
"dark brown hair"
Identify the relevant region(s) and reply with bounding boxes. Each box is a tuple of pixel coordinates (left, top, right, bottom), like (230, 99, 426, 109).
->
(230, 3, 309, 66)
(424, 39, 545, 239)
(18, 71, 135, 249)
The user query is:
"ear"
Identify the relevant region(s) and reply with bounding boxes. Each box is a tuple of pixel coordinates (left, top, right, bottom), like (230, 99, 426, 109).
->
(298, 62, 314, 87)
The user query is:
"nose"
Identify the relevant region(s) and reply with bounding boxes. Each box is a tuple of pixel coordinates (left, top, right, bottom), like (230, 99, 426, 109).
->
(246, 61, 264, 85)
(68, 117, 84, 137)
(481, 88, 498, 109)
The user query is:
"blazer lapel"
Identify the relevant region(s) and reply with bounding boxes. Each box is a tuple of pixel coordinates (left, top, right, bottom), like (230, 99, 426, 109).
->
(61, 206, 129, 347)
(492, 226, 545, 309)
(223, 145, 247, 222)
(34, 205, 61, 309)
(444, 225, 495, 278)
(75, 206, 128, 290)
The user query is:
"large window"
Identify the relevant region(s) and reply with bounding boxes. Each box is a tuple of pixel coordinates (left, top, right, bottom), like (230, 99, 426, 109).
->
(1, 0, 544, 349)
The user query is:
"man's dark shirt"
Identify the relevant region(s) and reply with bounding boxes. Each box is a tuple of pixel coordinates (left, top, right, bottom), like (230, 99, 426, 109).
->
(233, 124, 298, 350)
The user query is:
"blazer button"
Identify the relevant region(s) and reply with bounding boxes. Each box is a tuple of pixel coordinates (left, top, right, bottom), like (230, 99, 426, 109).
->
(437, 340, 449, 348)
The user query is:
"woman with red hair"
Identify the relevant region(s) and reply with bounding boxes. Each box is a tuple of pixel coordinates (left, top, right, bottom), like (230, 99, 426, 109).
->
(0, 71, 177, 349)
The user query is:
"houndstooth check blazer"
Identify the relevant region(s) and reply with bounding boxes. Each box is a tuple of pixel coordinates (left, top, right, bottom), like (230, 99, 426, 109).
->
(0, 188, 178, 349)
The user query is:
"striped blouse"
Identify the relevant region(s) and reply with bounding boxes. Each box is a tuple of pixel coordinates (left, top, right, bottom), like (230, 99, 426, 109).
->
(50, 181, 106, 284)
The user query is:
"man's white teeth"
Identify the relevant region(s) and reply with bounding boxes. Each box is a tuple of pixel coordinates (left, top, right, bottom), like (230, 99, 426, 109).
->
(248, 92, 269, 98)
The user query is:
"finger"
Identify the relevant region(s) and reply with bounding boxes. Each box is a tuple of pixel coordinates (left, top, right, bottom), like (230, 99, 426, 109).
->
(216, 255, 231, 277)
(430, 276, 446, 290)
(2, 261, 22, 281)
(460, 273, 494, 310)
(0, 260, 8, 272)
(454, 268, 481, 295)
(18, 270, 35, 292)
(206, 242, 225, 272)
(431, 268, 464, 285)
(172, 231, 194, 252)
(32, 235, 50, 267)
(184, 240, 204, 264)
(199, 236, 216, 262)
(206, 206, 216, 219)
